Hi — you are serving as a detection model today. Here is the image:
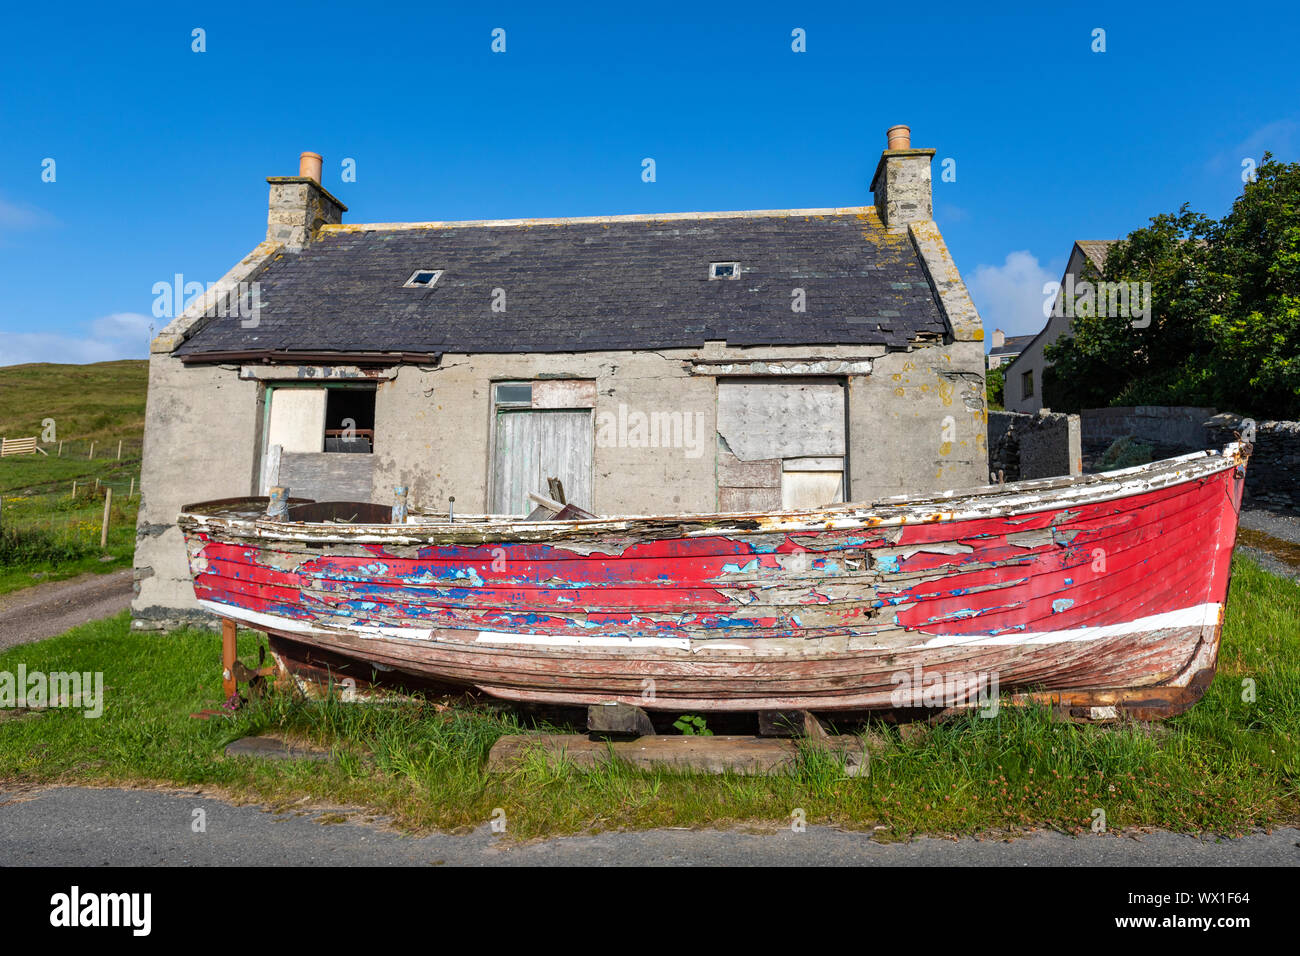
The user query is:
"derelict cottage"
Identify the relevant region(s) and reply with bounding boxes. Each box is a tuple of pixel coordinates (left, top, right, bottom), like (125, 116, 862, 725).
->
(133, 126, 988, 627)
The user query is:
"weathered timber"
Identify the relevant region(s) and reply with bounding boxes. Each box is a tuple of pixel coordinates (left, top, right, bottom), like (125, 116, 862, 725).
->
(486, 733, 870, 776)
(225, 734, 332, 762)
(180, 443, 1249, 719)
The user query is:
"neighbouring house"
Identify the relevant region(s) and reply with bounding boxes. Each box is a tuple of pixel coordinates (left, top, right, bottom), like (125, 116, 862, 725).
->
(986, 329, 1033, 369)
(1003, 240, 1116, 413)
(133, 126, 988, 628)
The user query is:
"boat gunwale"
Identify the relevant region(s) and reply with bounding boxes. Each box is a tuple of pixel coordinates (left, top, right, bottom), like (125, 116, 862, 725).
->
(178, 444, 1247, 544)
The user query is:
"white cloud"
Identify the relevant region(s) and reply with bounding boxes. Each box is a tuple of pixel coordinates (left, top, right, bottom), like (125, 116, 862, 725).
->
(966, 251, 1058, 340)
(0, 196, 56, 231)
(0, 312, 153, 367)
(1209, 118, 1299, 172)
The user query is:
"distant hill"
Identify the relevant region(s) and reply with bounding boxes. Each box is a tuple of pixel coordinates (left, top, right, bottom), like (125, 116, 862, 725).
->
(0, 360, 148, 445)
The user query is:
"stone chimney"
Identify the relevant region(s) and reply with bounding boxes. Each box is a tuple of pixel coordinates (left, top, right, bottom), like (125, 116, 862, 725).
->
(992, 328, 1005, 348)
(870, 125, 936, 229)
(266, 151, 347, 251)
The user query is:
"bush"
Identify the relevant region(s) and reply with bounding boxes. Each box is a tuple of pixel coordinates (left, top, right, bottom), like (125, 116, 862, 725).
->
(0, 524, 95, 568)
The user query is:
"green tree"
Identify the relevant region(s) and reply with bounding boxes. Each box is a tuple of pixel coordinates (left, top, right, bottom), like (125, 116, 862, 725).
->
(985, 364, 1004, 410)
(1043, 154, 1300, 419)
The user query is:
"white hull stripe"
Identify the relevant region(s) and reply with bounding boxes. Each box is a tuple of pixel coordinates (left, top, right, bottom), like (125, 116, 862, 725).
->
(916, 603, 1221, 649)
(198, 600, 435, 641)
(200, 599, 1220, 654)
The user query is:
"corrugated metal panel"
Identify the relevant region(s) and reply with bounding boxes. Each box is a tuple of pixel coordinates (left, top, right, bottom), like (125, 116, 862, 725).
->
(492, 409, 593, 516)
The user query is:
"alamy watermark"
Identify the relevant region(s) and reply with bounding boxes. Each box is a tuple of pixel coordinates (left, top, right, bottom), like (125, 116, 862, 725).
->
(1043, 274, 1151, 328)
(594, 404, 706, 458)
(152, 273, 262, 328)
(1, 665, 103, 718)
(890, 664, 1000, 716)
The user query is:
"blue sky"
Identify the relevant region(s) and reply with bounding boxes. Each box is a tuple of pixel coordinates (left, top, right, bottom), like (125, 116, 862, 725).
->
(1, 0, 1297, 366)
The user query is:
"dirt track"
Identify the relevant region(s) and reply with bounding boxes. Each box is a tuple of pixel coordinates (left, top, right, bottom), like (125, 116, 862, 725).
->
(0, 569, 132, 650)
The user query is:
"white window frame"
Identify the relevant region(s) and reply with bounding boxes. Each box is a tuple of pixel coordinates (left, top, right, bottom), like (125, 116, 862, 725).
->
(709, 261, 741, 280)
(403, 269, 443, 289)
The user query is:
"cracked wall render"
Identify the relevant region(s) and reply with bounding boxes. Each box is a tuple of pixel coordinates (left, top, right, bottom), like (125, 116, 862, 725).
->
(134, 341, 987, 621)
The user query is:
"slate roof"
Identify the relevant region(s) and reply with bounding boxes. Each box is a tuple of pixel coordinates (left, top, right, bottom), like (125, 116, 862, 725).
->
(989, 333, 1034, 356)
(1076, 239, 1118, 271)
(175, 208, 948, 359)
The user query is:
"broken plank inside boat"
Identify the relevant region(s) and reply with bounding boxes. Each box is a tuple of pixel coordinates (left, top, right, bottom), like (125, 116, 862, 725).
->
(179, 441, 1251, 720)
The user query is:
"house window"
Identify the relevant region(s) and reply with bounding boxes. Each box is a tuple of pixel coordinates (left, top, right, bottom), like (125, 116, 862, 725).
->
(266, 385, 376, 456)
(403, 269, 443, 288)
(709, 262, 740, 279)
(716, 379, 848, 512)
(1022, 370, 1034, 398)
(324, 387, 376, 453)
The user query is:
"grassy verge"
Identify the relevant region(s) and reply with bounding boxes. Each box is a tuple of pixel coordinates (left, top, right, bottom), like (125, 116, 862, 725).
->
(1, 555, 1296, 840)
(0, 490, 137, 595)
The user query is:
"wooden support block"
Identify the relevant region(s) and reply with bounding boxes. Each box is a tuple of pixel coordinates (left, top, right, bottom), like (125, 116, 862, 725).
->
(221, 619, 238, 699)
(757, 710, 829, 740)
(487, 734, 870, 776)
(587, 701, 655, 738)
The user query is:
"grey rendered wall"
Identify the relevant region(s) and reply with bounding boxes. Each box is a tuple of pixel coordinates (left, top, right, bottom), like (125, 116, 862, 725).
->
(132, 352, 261, 629)
(134, 340, 988, 623)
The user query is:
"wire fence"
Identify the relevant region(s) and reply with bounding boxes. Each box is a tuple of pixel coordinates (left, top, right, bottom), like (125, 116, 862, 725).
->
(0, 435, 143, 563)
(8, 437, 146, 462)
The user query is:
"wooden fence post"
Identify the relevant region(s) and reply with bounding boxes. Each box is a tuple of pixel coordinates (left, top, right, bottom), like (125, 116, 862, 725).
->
(58, 440, 63, 457)
(117, 439, 122, 460)
(129, 477, 135, 498)
(88, 441, 94, 460)
(100, 488, 112, 549)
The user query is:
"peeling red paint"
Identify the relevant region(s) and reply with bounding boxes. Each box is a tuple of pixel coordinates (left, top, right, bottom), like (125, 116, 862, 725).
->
(178, 446, 1248, 715)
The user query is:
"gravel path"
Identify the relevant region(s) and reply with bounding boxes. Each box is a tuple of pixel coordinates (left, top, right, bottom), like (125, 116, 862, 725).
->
(0, 569, 132, 650)
(1237, 507, 1300, 582)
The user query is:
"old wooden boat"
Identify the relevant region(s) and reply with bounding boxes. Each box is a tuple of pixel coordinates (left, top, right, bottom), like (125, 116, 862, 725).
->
(179, 439, 1252, 720)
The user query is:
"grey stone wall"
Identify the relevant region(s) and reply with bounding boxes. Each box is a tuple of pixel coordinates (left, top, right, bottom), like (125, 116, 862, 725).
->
(988, 410, 1082, 481)
(1079, 405, 1299, 512)
(1081, 406, 1218, 459)
(1205, 414, 1300, 512)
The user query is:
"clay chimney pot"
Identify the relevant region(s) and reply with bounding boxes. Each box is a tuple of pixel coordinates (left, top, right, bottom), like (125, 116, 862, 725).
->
(299, 151, 323, 183)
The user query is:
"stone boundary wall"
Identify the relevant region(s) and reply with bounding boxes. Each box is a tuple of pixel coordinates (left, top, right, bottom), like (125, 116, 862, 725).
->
(1205, 414, 1300, 512)
(1081, 406, 1300, 512)
(988, 410, 1082, 482)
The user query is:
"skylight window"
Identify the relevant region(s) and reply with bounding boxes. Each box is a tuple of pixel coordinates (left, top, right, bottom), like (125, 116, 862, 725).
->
(404, 269, 443, 288)
(709, 262, 740, 280)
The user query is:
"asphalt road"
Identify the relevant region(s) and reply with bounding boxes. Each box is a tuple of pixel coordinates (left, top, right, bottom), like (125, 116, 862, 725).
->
(1, 786, 1297, 866)
(0, 569, 132, 650)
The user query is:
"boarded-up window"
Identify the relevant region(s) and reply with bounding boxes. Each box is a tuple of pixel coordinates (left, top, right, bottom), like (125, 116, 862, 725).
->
(267, 388, 326, 453)
(490, 381, 595, 516)
(716, 379, 846, 511)
(263, 386, 374, 501)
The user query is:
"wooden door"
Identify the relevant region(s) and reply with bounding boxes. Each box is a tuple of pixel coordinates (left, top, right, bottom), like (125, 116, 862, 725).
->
(492, 409, 593, 515)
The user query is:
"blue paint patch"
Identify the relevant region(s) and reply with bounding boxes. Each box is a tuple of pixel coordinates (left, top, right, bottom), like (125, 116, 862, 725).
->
(1064, 577, 1073, 586)
(874, 555, 901, 574)
(722, 559, 760, 574)
(1052, 598, 1074, 613)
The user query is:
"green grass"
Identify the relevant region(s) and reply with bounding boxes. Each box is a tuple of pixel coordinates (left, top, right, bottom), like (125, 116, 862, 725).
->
(1, 555, 1297, 840)
(0, 360, 147, 447)
(0, 360, 144, 593)
(0, 488, 137, 594)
